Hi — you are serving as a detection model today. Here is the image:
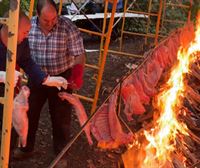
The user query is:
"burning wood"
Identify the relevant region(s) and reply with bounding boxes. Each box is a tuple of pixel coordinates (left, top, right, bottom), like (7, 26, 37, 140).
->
(120, 13, 200, 168)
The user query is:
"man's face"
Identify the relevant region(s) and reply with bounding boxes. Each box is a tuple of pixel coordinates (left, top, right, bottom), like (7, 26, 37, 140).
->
(38, 4, 58, 32)
(18, 18, 31, 44)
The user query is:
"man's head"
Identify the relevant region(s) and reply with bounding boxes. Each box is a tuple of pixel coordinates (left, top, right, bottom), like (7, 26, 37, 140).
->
(17, 12, 31, 43)
(36, 0, 58, 33)
(1, 11, 31, 44)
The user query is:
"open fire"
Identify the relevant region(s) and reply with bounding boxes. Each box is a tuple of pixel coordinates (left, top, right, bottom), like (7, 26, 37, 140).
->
(122, 12, 200, 168)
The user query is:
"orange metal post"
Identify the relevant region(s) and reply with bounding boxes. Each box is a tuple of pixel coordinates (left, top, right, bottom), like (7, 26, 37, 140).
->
(91, 0, 118, 113)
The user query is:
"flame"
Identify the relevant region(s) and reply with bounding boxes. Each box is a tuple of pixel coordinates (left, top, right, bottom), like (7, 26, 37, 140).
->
(123, 12, 200, 168)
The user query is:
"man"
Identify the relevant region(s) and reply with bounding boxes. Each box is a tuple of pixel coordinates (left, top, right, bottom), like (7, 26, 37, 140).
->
(0, 12, 68, 89)
(0, 11, 69, 160)
(14, 0, 85, 160)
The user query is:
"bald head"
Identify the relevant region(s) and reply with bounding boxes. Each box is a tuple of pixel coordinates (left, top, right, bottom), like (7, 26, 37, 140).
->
(37, 0, 57, 16)
(17, 12, 31, 43)
(1, 11, 31, 44)
(37, 0, 58, 34)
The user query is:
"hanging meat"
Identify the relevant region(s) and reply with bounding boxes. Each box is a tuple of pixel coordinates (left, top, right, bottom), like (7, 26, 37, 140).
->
(91, 88, 133, 149)
(121, 84, 146, 121)
(58, 92, 93, 145)
(12, 85, 30, 147)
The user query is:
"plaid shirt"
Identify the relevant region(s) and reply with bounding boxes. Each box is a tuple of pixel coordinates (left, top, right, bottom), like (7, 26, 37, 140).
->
(29, 16, 85, 75)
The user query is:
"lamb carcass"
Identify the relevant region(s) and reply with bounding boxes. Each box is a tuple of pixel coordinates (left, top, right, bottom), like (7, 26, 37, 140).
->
(91, 89, 133, 149)
(58, 92, 93, 145)
(121, 84, 146, 121)
(13, 85, 30, 147)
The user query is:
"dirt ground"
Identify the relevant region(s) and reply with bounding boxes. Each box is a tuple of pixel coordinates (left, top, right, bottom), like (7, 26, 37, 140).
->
(11, 33, 149, 168)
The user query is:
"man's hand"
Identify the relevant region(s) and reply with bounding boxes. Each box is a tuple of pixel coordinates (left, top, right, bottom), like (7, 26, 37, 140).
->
(0, 70, 21, 87)
(42, 76, 68, 90)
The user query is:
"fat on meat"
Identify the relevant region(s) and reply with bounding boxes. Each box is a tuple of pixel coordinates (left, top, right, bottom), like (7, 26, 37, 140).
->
(13, 86, 30, 147)
(121, 84, 146, 121)
(137, 68, 157, 97)
(153, 45, 172, 69)
(165, 36, 178, 64)
(58, 92, 93, 145)
(91, 104, 113, 142)
(108, 88, 133, 145)
(144, 58, 163, 87)
(91, 89, 133, 149)
(132, 73, 150, 104)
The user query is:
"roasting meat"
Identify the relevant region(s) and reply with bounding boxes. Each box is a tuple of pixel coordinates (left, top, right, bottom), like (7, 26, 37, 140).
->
(58, 92, 93, 145)
(132, 73, 150, 104)
(91, 89, 133, 149)
(91, 104, 113, 142)
(180, 22, 195, 48)
(108, 88, 133, 144)
(137, 68, 157, 97)
(144, 58, 163, 87)
(13, 86, 30, 147)
(121, 84, 146, 120)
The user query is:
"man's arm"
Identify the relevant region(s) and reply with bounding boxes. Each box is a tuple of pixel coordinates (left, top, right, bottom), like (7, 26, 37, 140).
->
(17, 39, 68, 89)
(74, 53, 86, 66)
(68, 53, 86, 90)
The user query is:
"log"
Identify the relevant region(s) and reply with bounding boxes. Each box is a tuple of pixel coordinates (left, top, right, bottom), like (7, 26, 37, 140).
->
(190, 66, 200, 81)
(188, 129, 200, 144)
(189, 161, 200, 168)
(172, 153, 186, 168)
(185, 85, 200, 103)
(186, 97, 200, 113)
(176, 137, 198, 164)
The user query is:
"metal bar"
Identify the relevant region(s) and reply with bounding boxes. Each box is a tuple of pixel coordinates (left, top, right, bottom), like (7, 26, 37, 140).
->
(70, 0, 91, 20)
(98, 1, 108, 67)
(124, 31, 166, 38)
(58, 0, 63, 15)
(145, 0, 153, 45)
(0, 1, 20, 167)
(161, 0, 166, 32)
(119, 0, 128, 51)
(85, 63, 99, 70)
(105, 49, 144, 58)
(0, 18, 8, 25)
(29, 0, 35, 18)
(72, 93, 94, 102)
(79, 28, 105, 37)
(163, 19, 185, 24)
(126, 10, 157, 17)
(123, 31, 155, 38)
(112, 1, 135, 29)
(165, 3, 190, 8)
(154, 0, 163, 46)
(187, 0, 192, 23)
(91, 0, 118, 113)
(71, 0, 102, 33)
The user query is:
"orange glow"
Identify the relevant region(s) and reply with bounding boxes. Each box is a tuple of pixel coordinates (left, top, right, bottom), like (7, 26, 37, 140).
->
(123, 12, 200, 168)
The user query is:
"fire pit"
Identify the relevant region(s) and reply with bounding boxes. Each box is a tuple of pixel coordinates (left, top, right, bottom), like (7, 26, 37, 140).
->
(90, 12, 200, 168)
(120, 14, 200, 168)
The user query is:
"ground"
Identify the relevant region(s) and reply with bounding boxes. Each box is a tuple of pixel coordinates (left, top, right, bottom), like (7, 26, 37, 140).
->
(11, 34, 156, 168)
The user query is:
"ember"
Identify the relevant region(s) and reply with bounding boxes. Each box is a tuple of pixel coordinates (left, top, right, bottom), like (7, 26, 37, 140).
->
(122, 12, 200, 168)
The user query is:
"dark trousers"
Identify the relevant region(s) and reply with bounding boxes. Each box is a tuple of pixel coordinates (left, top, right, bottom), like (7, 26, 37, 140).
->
(23, 69, 72, 154)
